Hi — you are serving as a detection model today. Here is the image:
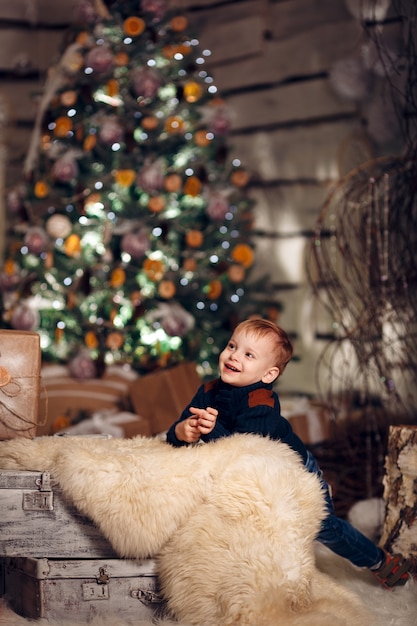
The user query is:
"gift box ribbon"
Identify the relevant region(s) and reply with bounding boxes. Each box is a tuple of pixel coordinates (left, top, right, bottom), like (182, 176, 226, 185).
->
(0, 365, 41, 432)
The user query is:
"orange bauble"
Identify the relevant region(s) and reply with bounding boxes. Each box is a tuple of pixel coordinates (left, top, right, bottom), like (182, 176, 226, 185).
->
(148, 195, 165, 213)
(60, 90, 77, 106)
(85, 331, 99, 350)
(182, 258, 197, 272)
(106, 331, 124, 350)
(228, 264, 246, 283)
(141, 116, 159, 130)
(64, 234, 81, 257)
(76, 31, 89, 46)
(183, 81, 203, 103)
(185, 229, 203, 248)
(114, 52, 129, 66)
(123, 16, 146, 37)
(158, 280, 176, 299)
(230, 169, 250, 187)
(164, 173, 182, 192)
(165, 116, 185, 134)
(143, 258, 165, 282)
(34, 180, 49, 198)
(106, 78, 119, 97)
(114, 169, 135, 187)
(110, 267, 126, 287)
(170, 15, 188, 32)
(194, 130, 211, 147)
(83, 134, 97, 151)
(231, 243, 254, 268)
(54, 116, 73, 137)
(207, 280, 222, 299)
(183, 176, 202, 197)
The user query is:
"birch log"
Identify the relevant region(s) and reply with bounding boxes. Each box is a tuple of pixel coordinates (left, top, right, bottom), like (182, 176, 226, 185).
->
(380, 425, 417, 572)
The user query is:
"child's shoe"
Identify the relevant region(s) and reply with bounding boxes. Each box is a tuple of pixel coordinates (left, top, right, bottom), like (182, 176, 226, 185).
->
(372, 552, 411, 590)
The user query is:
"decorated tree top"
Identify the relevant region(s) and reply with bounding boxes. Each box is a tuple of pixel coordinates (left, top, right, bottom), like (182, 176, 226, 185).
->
(1, 0, 276, 379)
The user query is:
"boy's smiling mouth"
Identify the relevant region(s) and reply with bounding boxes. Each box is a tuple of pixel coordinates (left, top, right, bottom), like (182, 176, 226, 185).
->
(225, 363, 240, 372)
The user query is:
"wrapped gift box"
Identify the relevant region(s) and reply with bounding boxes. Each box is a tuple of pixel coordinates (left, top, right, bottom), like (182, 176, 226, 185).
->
(129, 362, 201, 435)
(0, 330, 41, 440)
(37, 365, 138, 436)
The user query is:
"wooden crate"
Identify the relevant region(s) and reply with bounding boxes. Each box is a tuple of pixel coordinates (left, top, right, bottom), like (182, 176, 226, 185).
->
(3, 557, 164, 621)
(0, 469, 117, 558)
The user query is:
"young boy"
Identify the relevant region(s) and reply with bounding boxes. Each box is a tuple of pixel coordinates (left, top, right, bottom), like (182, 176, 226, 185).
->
(166, 318, 411, 589)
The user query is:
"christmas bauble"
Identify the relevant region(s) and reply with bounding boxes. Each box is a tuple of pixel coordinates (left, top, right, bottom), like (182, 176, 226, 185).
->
(185, 229, 203, 248)
(183, 81, 203, 103)
(205, 192, 229, 221)
(228, 264, 245, 283)
(164, 173, 182, 192)
(68, 350, 98, 379)
(142, 0, 167, 21)
(64, 233, 81, 256)
(158, 279, 176, 299)
(123, 16, 146, 37)
(132, 68, 162, 99)
(137, 159, 165, 193)
(52, 155, 79, 183)
(121, 230, 150, 259)
(11, 303, 40, 331)
(85, 45, 114, 74)
(46, 214, 73, 239)
(24, 227, 49, 255)
(99, 117, 124, 144)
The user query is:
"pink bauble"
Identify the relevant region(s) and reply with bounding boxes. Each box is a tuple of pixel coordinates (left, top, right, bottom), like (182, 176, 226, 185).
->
(99, 117, 124, 144)
(11, 303, 40, 331)
(132, 68, 163, 99)
(210, 108, 231, 135)
(205, 192, 230, 221)
(52, 155, 79, 183)
(68, 350, 98, 379)
(75, 0, 98, 23)
(161, 314, 189, 338)
(136, 159, 165, 193)
(24, 227, 48, 255)
(121, 230, 150, 260)
(85, 46, 113, 74)
(141, 0, 167, 21)
(46, 214, 72, 239)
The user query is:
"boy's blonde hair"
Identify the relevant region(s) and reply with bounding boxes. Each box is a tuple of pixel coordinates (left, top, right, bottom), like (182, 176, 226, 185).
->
(235, 318, 293, 375)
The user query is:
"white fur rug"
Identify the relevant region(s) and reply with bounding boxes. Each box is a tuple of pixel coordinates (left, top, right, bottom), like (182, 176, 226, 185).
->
(0, 435, 415, 626)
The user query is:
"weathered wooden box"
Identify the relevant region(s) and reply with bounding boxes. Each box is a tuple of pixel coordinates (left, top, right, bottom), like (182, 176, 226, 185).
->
(0, 469, 117, 558)
(3, 556, 163, 621)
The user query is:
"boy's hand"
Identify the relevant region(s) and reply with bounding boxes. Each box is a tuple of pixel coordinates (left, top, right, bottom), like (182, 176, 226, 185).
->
(189, 406, 218, 434)
(175, 416, 201, 443)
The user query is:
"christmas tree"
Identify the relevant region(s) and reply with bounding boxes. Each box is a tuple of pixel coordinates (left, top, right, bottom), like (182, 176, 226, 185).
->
(1, 0, 274, 379)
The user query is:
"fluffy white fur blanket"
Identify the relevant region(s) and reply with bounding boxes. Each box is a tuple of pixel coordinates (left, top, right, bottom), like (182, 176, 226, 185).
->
(0, 434, 415, 626)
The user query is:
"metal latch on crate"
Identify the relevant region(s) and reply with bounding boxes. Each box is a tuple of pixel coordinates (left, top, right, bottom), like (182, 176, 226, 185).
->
(130, 587, 164, 605)
(22, 472, 54, 511)
(82, 567, 110, 601)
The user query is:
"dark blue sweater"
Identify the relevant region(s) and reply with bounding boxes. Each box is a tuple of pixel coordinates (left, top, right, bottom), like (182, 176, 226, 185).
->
(166, 378, 308, 463)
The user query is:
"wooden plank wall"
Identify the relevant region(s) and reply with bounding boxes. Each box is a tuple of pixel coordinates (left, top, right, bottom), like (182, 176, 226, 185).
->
(0, 0, 408, 396)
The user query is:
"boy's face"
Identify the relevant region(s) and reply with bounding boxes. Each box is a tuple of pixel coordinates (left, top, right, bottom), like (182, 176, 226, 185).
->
(219, 328, 279, 387)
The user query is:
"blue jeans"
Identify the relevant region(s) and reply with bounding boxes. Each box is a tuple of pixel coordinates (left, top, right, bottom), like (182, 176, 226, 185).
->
(305, 451, 384, 568)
